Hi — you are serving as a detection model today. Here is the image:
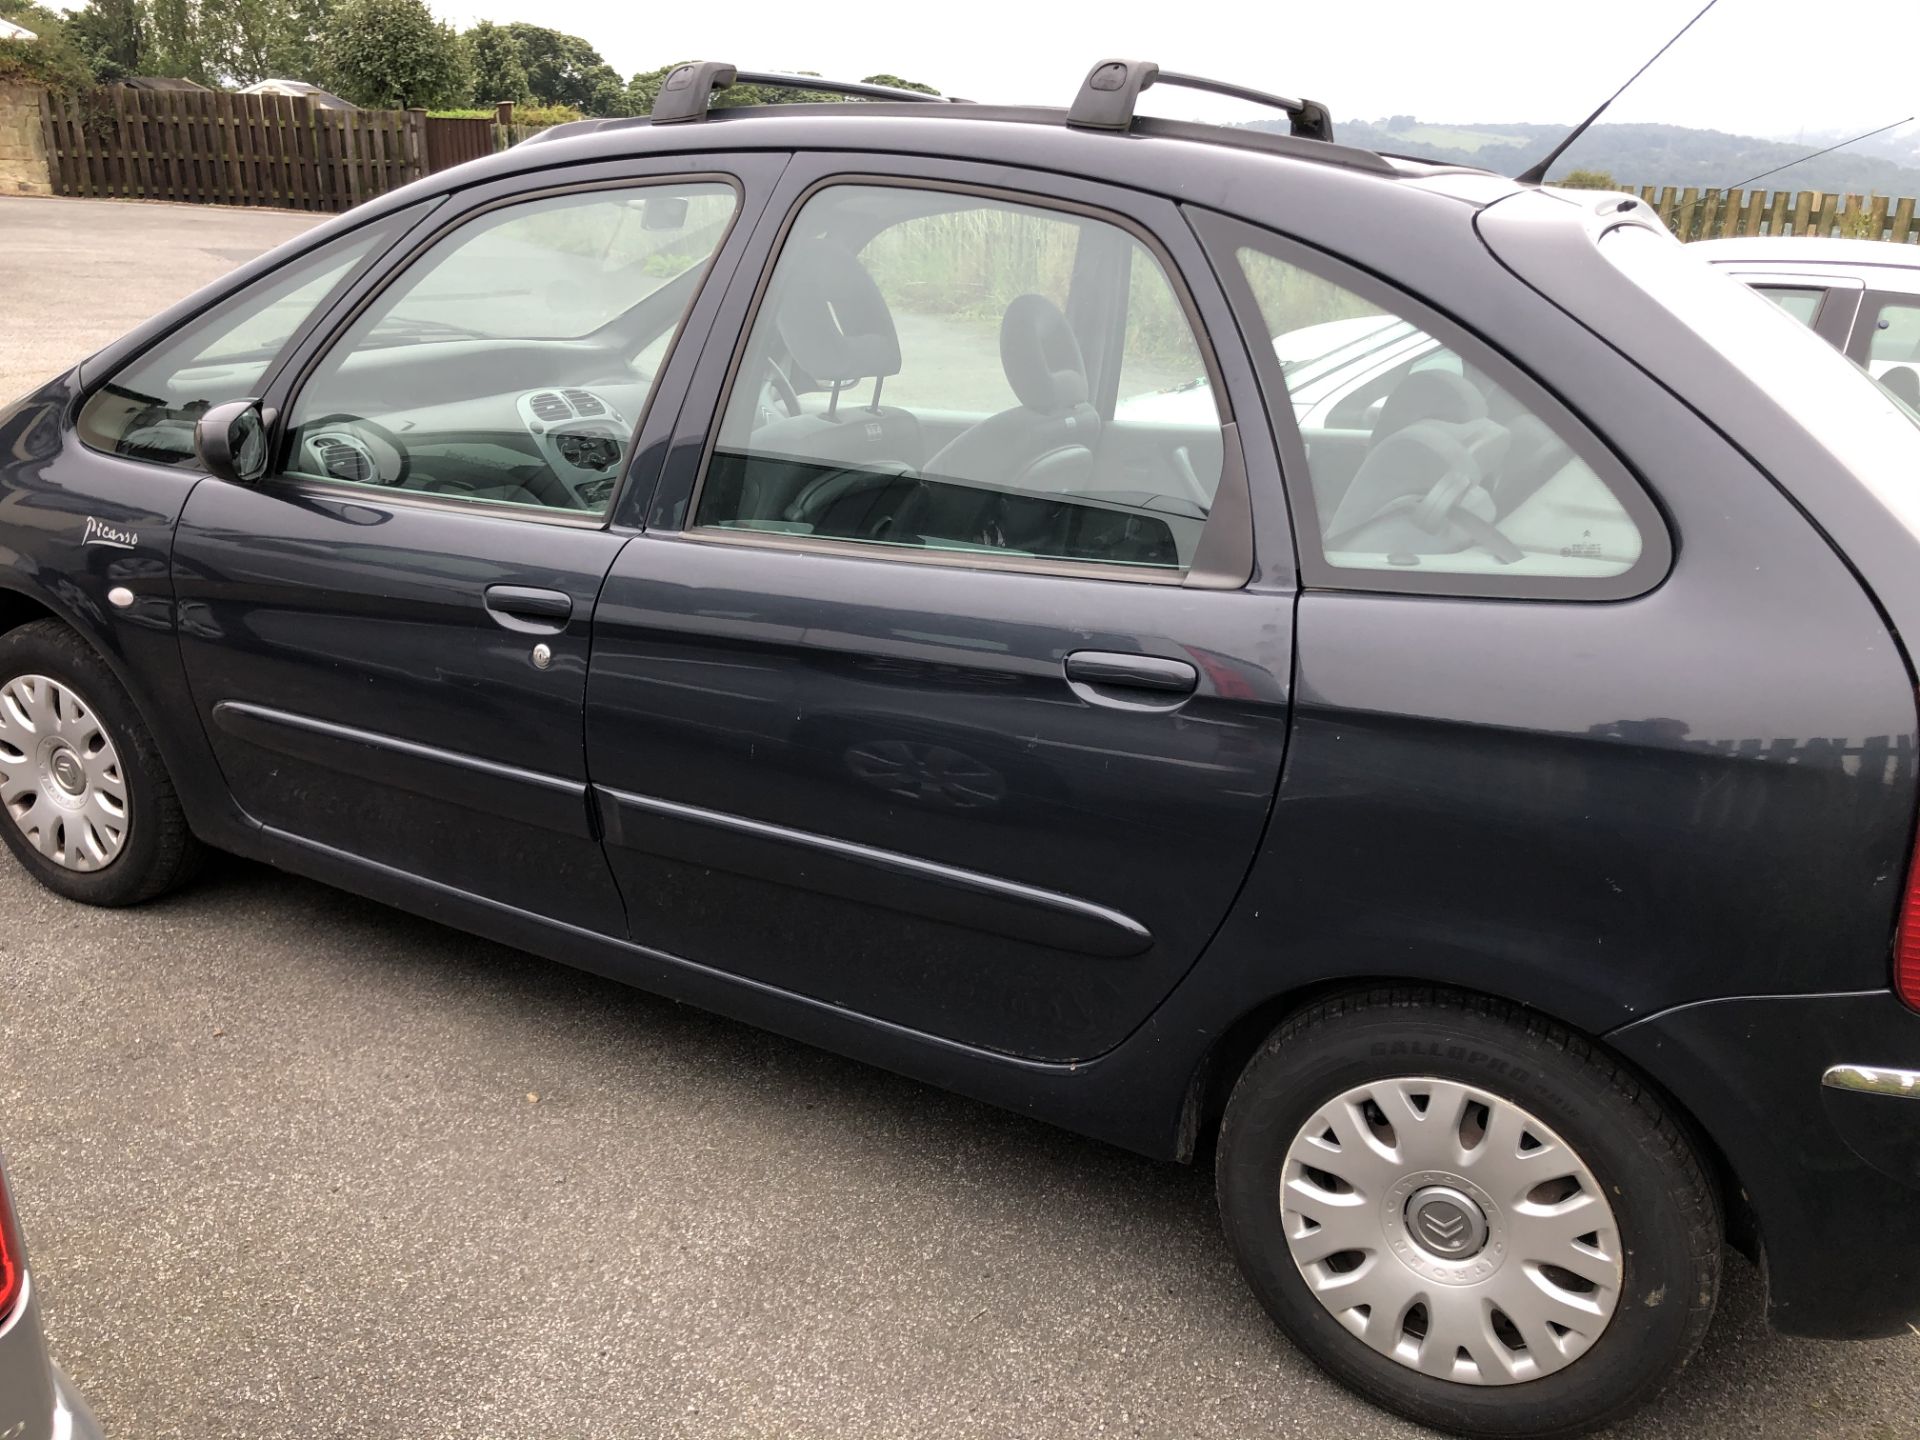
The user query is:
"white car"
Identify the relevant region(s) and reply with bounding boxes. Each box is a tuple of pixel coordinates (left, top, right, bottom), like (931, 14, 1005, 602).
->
(1679, 237, 1920, 404)
(1124, 236, 1920, 425)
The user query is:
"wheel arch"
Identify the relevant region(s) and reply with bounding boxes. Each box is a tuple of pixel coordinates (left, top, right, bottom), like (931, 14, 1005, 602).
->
(1178, 977, 1755, 1258)
(0, 586, 58, 639)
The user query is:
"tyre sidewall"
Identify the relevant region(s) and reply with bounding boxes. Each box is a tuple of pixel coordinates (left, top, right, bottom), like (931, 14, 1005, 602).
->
(0, 627, 171, 906)
(1217, 1004, 1714, 1439)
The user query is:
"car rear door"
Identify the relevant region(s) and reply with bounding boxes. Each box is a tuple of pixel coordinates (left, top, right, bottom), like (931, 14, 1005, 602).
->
(1712, 265, 1863, 350)
(584, 154, 1296, 1063)
(171, 155, 783, 933)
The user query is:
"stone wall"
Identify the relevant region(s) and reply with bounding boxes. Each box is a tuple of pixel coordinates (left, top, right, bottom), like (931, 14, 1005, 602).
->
(0, 81, 50, 196)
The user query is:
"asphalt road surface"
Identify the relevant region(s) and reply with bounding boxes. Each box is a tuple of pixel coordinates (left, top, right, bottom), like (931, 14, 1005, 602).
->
(2, 195, 1917, 1439)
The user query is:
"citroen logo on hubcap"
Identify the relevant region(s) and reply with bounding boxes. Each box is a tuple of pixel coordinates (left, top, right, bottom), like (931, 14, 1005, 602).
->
(49, 747, 85, 795)
(1406, 1185, 1489, 1259)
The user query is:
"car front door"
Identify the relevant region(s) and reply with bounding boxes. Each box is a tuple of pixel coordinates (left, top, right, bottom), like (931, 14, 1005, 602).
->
(584, 157, 1297, 1062)
(171, 157, 778, 932)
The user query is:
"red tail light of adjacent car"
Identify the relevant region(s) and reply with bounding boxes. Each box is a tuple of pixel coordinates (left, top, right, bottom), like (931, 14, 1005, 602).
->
(0, 1165, 23, 1326)
(1896, 830, 1920, 1010)
(1899, 883, 1920, 1013)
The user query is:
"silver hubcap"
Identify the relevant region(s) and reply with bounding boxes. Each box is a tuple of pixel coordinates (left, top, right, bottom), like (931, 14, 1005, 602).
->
(0, 674, 130, 872)
(1281, 1077, 1622, 1386)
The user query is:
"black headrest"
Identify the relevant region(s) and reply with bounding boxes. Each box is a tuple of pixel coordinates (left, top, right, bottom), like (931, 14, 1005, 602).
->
(1000, 294, 1089, 415)
(1373, 368, 1487, 443)
(774, 240, 902, 385)
(1883, 365, 1920, 409)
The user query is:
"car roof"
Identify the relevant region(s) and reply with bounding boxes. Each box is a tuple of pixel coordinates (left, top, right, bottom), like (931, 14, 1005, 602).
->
(1691, 235, 1920, 280)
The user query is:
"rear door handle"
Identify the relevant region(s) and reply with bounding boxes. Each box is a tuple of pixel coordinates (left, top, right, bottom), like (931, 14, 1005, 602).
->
(483, 584, 573, 633)
(1063, 650, 1199, 695)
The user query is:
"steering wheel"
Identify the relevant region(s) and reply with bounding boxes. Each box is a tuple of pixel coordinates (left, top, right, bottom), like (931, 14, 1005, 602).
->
(764, 360, 802, 419)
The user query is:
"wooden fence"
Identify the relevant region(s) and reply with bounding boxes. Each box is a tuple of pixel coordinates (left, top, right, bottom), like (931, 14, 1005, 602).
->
(423, 114, 493, 172)
(37, 87, 427, 212)
(1630, 184, 1920, 244)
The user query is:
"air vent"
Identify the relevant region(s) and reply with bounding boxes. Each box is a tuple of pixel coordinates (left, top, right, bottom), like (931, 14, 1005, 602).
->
(312, 435, 373, 484)
(529, 391, 571, 423)
(563, 389, 605, 416)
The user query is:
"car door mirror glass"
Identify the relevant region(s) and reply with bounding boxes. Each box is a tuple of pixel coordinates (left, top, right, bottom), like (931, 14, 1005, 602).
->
(195, 399, 270, 485)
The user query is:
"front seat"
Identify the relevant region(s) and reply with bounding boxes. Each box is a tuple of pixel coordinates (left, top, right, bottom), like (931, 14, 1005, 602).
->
(742, 240, 926, 536)
(923, 293, 1101, 491)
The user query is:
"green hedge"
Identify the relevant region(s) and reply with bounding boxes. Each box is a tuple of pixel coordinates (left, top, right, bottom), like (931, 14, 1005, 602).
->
(426, 102, 582, 127)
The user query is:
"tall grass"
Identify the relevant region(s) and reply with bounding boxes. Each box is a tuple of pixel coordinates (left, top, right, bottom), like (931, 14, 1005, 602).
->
(857, 203, 1205, 379)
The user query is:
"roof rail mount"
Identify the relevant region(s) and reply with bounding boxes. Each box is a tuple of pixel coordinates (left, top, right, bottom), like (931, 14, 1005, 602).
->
(1067, 59, 1332, 142)
(650, 61, 966, 124)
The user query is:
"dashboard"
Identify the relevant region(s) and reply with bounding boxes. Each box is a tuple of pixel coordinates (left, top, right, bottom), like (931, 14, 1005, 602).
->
(292, 376, 642, 514)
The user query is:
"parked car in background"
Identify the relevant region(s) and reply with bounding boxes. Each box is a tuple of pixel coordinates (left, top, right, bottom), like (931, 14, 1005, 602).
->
(3, 59, 1920, 1438)
(1693, 236, 1920, 405)
(0, 1154, 102, 1440)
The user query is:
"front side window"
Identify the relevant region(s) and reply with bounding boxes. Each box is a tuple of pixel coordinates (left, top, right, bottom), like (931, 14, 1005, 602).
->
(77, 221, 392, 466)
(693, 184, 1226, 577)
(283, 182, 739, 518)
(1227, 238, 1656, 592)
(1863, 297, 1920, 411)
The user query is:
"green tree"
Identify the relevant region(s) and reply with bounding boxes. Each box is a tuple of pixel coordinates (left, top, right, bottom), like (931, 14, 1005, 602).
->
(625, 63, 933, 116)
(64, 0, 144, 82)
(861, 73, 936, 94)
(262, 0, 334, 82)
(0, 0, 97, 89)
(142, 0, 209, 82)
(502, 23, 620, 115)
(465, 19, 529, 105)
(321, 0, 470, 108)
(1556, 168, 1620, 190)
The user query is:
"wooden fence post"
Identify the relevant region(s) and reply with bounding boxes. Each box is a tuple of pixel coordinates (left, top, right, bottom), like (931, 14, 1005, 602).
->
(406, 108, 428, 184)
(1892, 197, 1917, 244)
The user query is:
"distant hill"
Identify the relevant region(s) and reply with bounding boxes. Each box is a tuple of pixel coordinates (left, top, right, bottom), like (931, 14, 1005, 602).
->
(1246, 118, 1920, 197)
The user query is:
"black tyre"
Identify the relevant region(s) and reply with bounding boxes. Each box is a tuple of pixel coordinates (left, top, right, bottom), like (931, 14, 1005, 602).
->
(1216, 988, 1720, 1439)
(0, 620, 201, 906)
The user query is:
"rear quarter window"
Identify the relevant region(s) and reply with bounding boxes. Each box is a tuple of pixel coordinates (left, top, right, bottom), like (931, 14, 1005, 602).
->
(1203, 217, 1669, 600)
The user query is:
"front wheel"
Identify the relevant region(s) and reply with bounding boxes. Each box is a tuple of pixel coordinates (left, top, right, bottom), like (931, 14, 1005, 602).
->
(1216, 989, 1721, 1439)
(0, 620, 201, 906)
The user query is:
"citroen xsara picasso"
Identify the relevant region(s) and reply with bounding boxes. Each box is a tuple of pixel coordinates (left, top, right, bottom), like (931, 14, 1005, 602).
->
(3, 61, 1918, 1438)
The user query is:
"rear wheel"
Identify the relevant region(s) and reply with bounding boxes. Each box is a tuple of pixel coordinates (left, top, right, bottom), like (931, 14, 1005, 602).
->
(1216, 989, 1720, 1438)
(0, 620, 200, 906)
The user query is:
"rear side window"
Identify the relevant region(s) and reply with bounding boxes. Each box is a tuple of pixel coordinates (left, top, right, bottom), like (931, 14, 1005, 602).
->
(1217, 226, 1666, 598)
(76, 222, 392, 467)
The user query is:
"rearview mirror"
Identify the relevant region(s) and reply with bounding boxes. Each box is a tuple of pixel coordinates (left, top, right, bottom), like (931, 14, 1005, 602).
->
(642, 195, 689, 231)
(195, 399, 269, 485)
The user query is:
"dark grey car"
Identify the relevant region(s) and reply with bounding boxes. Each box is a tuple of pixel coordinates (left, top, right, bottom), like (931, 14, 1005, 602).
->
(3, 60, 1919, 1439)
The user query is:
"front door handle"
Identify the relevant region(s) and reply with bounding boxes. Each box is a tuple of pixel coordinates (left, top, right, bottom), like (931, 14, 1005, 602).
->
(484, 584, 573, 633)
(1063, 650, 1199, 695)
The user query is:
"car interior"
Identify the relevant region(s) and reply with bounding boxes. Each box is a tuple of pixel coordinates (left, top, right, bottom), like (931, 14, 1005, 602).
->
(696, 186, 1227, 573)
(72, 179, 1641, 584)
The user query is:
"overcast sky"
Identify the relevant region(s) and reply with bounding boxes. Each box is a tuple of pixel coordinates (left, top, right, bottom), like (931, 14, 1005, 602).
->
(439, 0, 1919, 142)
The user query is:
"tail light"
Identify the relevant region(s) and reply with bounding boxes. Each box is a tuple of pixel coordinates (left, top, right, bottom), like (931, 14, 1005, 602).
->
(1897, 844, 1920, 1011)
(0, 1163, 23, 1326)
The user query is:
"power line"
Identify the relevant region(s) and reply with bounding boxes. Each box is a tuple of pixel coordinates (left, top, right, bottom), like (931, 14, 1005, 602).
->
(1729, 116, 1915, 190)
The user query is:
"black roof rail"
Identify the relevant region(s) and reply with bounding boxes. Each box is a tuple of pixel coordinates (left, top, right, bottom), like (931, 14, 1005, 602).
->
(1067, 59, 1333, 142)
(651, 61, 968, 124)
